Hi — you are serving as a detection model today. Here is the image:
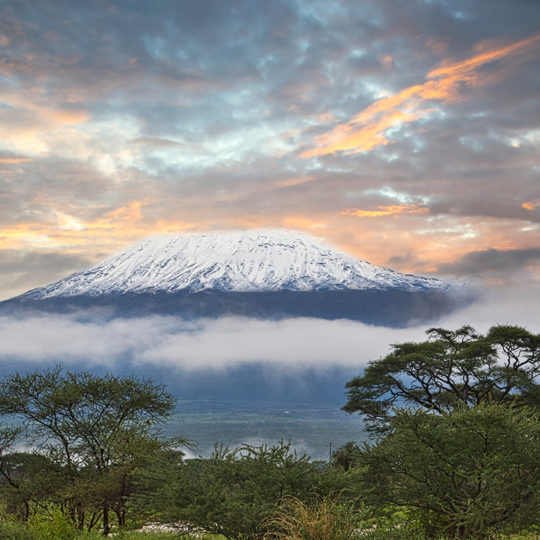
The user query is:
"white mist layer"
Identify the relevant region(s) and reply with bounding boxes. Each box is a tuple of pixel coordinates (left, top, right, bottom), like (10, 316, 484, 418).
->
(0, 283, 538, 370)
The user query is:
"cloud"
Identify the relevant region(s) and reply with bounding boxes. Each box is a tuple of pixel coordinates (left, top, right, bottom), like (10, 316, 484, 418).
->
(438, 247, 540, 276)
(0, 314, 408, 368)
(0, 279, 538, 371)
(301, 33, 540, 157)
(0, 0, 539, 302)
(0, 250, 95, 299)
(49, 109, 90, 125)
(523, 199, 540, 211)
(341, 203, 429, 218)
(0, 199, 196, 254)
(129, 137, 184, 147)
(440, 280, 540, 332)
(386, 251, 423, 269)
(0, 157, 31, 164)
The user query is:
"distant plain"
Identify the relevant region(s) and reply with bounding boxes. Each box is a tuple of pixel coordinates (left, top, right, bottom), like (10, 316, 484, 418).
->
(166, 402, 365, 461)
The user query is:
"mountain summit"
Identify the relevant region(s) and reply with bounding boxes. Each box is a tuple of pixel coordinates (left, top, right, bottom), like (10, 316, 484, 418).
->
(4, 230, 467, 326)
(23, 229, 449, 299)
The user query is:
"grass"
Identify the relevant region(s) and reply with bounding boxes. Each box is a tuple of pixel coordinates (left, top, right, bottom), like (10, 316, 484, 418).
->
(263, 496, 364, 540)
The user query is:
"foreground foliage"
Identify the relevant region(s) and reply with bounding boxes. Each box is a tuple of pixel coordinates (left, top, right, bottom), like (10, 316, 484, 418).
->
(263, 496, 366, 540)
(0, 514, 203, 539)
(132, 440, 357, 540)
(0, 367, 180, 534)
(343, 324, 540, 431)
(359, 403, 540, 539)
(341, 324, 540, 539)
(0, 324, 538, 539)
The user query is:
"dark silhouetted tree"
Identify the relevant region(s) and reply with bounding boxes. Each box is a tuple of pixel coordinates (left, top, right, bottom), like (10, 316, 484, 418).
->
(343, 325, 540, 431)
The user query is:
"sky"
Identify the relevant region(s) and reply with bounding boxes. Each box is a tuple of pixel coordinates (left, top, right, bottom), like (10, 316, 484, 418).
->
(1, 0, 540, 301)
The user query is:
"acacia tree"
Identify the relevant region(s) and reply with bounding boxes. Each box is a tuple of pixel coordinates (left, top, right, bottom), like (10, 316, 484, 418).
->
(359, 403, 540, 539)
(343, 325, 540, 431)
(0, 367, 177, 534)
(342, 324, 540, 538)
(331, 441, 362, 472)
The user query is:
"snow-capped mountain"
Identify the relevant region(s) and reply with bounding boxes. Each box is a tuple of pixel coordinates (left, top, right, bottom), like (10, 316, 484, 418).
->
(4, 230, 468, 327)
(21, 230, 449, 299)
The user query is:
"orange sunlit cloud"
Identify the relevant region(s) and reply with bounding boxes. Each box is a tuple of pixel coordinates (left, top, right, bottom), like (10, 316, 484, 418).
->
(0, 223, 51, 247)
(0, 200, 196, 252)
(0, 157, 31, 163)
(49, 109, 90, 125)
(341, 203, 429, 218)
(0, 89, 90, 126)
(379, 54, 393, 70)
(523, 199, 540, 211)
(301, 34, 540, 158)
(0, 88, 92, 157)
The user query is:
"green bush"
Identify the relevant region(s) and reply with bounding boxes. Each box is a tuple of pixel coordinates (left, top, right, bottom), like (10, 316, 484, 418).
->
(356, 509, 427, 540)
(358, 403, 540, 539)
(136, 441, 333, 539)
(0, 518, 40, 540)
(27, 507, 79, 540)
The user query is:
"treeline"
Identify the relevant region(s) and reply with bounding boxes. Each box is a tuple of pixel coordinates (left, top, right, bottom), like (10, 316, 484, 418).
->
(0, 325, 538, 539)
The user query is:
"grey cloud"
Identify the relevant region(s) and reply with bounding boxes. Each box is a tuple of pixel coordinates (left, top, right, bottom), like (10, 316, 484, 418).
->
(0, 1, 500, 142)
(0, 251, 95, 300)
(429, 200, 540, 224)
(387, 251, 423, 269)
(0, 157, 132, 226)
(438, 248, 540, 276)
(2, 0, 538, 154)
(441, 280, 540, 332)
(0, 0, 539, 294)
(0, 152, 31, 161)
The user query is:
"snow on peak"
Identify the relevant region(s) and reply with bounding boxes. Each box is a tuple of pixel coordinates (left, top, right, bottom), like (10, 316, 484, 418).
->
(25, 229, 450, 298)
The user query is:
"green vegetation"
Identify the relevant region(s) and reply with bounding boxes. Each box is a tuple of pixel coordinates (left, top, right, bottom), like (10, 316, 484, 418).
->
(0, 367, 182, 535)
(133, 441, 343, 539)
(0, 324, 538, 539)
(264, 496, 367, 540)
(343, 324, 540, 432)
(342, 324, 540, 539)
(358, 403, 540, 538)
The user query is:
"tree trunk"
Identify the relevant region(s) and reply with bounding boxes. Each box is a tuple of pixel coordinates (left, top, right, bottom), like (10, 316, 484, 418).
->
(76, 503, 85, 530)
(102, 502, 110, 536)
(114, 507, 126, 527)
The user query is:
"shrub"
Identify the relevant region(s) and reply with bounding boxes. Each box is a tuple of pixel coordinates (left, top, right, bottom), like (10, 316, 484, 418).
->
(264, 496, 366, 540)
(0, 518, 40, 540)
(27, 507, 79, 540)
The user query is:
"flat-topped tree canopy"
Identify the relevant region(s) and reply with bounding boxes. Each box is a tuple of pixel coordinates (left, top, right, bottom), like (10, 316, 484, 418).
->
(343, 324, 540, 432)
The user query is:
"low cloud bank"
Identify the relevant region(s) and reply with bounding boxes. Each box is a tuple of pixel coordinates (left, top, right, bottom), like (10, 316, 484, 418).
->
(437, 248, 540, 277)
(0, 282, 538, 370)
(0, 314, 413, 369)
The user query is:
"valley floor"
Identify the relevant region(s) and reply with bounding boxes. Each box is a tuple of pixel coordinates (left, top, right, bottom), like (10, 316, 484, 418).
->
(166, 404, 366, 460)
